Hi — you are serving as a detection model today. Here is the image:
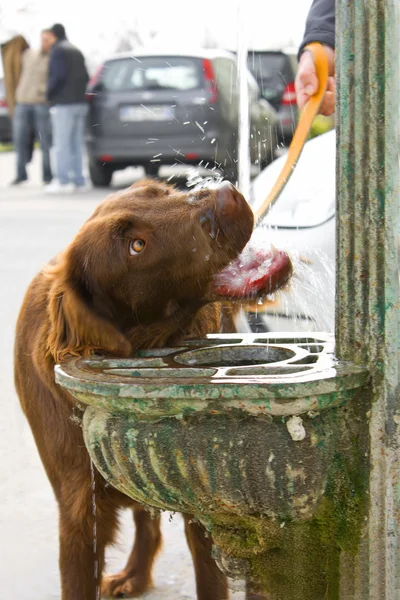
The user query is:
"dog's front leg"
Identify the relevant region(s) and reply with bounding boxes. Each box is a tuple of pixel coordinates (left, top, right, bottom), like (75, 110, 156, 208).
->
(127, 300, 213, 351)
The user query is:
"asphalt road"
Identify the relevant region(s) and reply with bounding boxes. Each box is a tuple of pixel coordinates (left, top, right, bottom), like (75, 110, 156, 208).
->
(0, 150, 244, 599)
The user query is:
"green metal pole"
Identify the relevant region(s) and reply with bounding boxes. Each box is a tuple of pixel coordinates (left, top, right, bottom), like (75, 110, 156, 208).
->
(336, 0, 400, 597)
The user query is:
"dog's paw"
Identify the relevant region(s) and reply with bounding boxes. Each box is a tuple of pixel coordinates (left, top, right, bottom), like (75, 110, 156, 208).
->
(102, 572, 153, 598)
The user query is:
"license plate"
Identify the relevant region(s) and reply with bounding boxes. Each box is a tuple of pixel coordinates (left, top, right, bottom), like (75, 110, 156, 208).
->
(120, 105, 174, 122)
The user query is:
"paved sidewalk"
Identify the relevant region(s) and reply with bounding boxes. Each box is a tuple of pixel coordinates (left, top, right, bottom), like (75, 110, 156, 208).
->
(0, 151, 244, 599)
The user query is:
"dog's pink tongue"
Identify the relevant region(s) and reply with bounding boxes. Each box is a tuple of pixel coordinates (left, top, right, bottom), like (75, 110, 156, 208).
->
(214, 243, 292, 299)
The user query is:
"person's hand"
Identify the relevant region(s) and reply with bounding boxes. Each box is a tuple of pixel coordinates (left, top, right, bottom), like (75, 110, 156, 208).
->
(295, 45, 336, 116)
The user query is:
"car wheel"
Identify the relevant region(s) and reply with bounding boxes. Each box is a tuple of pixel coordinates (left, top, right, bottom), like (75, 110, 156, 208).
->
(89, 159, 113, 187)
(145, 163, 160, 178)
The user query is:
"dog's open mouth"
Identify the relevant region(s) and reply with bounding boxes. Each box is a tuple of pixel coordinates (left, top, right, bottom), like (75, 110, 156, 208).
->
(213, 243, 293, 300)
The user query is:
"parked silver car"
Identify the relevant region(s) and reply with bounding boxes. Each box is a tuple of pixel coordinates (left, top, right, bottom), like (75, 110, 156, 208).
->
(86, 49, 278, 186)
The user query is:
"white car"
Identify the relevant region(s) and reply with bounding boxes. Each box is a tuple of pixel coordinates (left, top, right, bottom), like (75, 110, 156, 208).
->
(238, 130, 336, 333)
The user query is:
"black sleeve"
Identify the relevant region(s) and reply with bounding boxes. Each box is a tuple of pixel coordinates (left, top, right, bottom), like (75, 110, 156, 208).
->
(47, 46, 66, 101)
(78, 50, 90, 86)
(298, 0, 336, 59)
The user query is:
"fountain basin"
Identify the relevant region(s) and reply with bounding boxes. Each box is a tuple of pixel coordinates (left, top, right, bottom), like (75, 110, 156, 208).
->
(56, 333, 370, 599)
(56, 333, 368, 419)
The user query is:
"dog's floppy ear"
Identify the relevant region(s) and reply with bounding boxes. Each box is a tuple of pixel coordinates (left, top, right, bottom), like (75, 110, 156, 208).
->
(46, 258, 131, 362)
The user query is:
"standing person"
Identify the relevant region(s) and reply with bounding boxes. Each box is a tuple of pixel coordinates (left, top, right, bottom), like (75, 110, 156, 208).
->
(295, 0, 336, 116)
(0, 34, 29, 116)
(3, 32, 52, 186)
(45, 24, 89, 194)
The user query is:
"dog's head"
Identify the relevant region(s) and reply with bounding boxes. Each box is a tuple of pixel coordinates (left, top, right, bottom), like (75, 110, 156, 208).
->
(47, 180, 254, 360)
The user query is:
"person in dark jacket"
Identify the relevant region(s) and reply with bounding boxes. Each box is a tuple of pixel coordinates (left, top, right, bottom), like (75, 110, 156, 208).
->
(45, 24, 89, 193)
(295, 0, 336, 116)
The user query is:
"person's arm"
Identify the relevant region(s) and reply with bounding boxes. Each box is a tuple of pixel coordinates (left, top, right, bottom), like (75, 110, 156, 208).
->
(298, 0, 335, 57)
(295, 0, 336, 116)
(47, 46, 66, 101)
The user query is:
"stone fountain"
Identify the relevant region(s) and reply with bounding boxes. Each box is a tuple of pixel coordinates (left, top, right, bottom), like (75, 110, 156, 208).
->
(55, 1, 399, 598)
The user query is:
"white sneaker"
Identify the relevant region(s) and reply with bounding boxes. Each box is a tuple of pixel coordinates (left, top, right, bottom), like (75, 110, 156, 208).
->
(44, 181, 75, 194)
(75, 183, 91, 193)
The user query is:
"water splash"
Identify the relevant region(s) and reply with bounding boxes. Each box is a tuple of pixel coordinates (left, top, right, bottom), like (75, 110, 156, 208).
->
(90, 459, 100, 600)
(255, 242, 334, 332)
(185, 168, 224, 190)
(286, 248, 335, 332)
(237, 2, 250, 199)
(229, 229, 335, 334)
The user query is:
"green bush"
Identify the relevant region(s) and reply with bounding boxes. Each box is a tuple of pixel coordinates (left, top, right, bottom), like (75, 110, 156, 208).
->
(309, 115, 335, 139)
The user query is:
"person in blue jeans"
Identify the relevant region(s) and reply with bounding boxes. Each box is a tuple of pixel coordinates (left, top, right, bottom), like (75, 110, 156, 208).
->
(11, 30, 53, 186)
(45, 24, 89, 194)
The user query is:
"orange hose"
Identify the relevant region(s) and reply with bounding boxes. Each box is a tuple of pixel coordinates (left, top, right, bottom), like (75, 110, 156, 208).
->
(254, 43, 329, 225)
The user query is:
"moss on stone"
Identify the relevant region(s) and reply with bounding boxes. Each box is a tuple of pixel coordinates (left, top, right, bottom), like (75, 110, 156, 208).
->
(317, 451, 368, 555)
(212, 514, 340, 599)
(210, 442, 368, 600)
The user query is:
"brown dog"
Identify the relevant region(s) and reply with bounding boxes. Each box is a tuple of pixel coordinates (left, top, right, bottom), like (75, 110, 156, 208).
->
(14, 180, 254, 600)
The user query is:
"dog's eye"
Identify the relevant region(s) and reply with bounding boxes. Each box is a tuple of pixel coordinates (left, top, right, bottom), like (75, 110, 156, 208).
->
(129, 239, 146, 255)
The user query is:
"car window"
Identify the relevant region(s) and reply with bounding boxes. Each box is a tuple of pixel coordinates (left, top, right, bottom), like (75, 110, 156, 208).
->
(247, 52, 293, 100)
(248, 53, 293, 82)
(101, 57, 203, 92)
